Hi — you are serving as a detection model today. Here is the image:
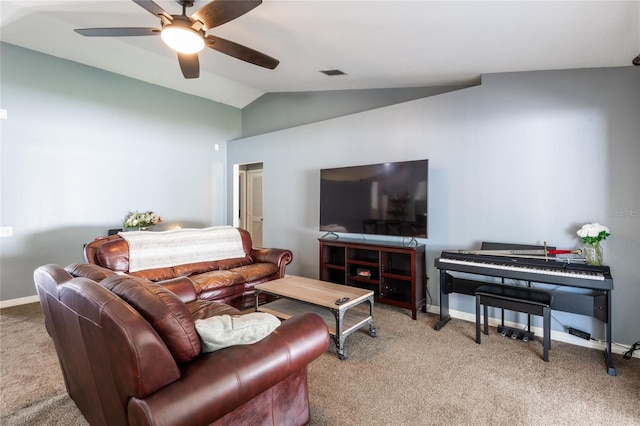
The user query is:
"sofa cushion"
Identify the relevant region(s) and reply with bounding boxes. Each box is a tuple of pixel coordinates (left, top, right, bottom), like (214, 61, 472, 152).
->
(190, 263, 280, 294)
(216, 256, 253, 270)
(190, 270, 247, 293)
(100, 275, 201, 363)
(129, 267, 179, 282)
(195, 313, 281, 353)
(172, 260, 221, 277)
(231, 263, 280, 283)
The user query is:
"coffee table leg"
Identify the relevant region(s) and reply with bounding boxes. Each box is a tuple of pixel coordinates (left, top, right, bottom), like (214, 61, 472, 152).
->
(367, 296, 377, 338)
(329, 308, 347, 360)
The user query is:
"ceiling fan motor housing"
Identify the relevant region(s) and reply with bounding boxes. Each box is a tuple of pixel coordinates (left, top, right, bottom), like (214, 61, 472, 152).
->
(163, 14, 201, 31)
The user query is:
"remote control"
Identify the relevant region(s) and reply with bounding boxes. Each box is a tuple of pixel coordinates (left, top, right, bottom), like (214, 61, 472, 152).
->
(335, 297, 350, 305)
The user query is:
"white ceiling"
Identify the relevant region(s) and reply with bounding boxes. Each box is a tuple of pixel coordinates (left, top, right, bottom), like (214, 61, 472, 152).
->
(1, 1, 639, 109)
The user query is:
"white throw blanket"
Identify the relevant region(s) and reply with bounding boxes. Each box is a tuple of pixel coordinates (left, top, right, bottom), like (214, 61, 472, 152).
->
(195, 313, 281, 353)
(119, 226, 246, 272)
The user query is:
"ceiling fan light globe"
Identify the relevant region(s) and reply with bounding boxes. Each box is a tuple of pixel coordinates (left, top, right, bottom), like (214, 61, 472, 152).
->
(161, 26, 205, 54)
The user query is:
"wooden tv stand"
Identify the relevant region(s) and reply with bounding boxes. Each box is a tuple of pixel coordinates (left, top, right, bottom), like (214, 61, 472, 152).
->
(319, 238, 426, 319)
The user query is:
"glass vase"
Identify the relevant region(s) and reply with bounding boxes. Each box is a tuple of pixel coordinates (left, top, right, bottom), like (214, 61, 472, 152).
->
(584, 243, 603, 266)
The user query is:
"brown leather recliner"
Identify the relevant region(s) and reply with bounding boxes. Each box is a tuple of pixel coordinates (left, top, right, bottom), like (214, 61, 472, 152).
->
(34, 264, 330, 426)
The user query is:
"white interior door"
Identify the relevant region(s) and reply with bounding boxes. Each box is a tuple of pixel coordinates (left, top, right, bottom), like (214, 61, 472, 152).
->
(247, 169, 263, 247)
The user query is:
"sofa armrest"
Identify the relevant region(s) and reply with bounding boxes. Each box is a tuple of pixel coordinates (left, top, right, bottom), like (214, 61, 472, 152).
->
(251, 248, 293, 277)
(127, 312, 329, 426)
(157, 277, 198, 303)
(84, 234, 121, 264)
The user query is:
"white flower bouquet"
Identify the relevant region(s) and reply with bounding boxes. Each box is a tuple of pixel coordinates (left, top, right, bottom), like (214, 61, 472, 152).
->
(577, 223, 610, 245)
(123, 210, 163, 229)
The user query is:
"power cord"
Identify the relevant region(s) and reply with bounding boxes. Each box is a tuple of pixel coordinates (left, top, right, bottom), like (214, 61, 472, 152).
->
(425, 280, 432, 311)
(622, 341, 640, 359)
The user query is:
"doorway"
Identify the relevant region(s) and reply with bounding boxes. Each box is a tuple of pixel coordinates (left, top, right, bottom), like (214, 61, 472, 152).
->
(234, 162, 263, 247)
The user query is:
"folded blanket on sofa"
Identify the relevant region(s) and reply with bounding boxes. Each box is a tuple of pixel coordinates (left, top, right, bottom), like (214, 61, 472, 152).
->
(120, 226, 246, 272)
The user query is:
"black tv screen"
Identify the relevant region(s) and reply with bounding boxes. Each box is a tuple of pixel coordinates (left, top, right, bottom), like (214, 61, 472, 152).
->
(319, 159, 428, 238)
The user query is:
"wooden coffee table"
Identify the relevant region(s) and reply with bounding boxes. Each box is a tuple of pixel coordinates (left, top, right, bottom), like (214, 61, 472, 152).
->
(255, 275, 376, 360)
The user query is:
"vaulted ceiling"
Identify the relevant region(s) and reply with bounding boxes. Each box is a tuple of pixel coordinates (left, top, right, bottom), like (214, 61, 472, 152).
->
(2, 1, 638, 108)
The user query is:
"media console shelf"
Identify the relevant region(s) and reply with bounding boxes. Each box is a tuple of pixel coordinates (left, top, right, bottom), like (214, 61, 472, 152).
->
(319, 238, 427, 319)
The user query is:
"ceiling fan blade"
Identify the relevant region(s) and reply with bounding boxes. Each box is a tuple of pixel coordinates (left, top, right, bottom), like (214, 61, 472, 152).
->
(206, 35, 279, 69)
(192, 0, 262, 31)
(75, 28, 159, 37)
(178, 53, 200, 79)
(132, 0, 172, 20)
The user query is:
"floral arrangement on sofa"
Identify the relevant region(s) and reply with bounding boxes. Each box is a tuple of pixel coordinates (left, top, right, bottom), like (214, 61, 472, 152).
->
(123, 210, 163, 230)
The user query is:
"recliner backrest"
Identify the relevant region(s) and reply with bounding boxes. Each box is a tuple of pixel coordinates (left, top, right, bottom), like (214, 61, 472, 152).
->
(34, 264, 74, 338)
(100, 274, 202, 363)
(34, 266, 181, 426)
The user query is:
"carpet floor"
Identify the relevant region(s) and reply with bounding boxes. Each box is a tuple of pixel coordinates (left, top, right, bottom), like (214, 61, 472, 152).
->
(1, 303, 639, 425)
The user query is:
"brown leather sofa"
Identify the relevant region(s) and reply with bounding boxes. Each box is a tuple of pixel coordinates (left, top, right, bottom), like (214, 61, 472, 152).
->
(34, 264, 330, 426)
(76, 227, 292, 310)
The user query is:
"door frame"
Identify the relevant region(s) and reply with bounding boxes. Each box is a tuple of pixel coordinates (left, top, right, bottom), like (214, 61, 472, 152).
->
(232, 162, 263, 245)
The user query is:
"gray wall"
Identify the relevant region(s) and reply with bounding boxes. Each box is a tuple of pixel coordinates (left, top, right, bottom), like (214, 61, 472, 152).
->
(0, 43, 242, 301)
(228, 67, 640, 347)
(241, 85, 470, 137)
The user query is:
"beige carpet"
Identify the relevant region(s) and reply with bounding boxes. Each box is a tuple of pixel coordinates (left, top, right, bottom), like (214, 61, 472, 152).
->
(1, 303, 639, 425)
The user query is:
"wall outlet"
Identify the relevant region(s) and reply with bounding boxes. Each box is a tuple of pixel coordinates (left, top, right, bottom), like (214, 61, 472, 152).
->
(0, 226, 13, 237)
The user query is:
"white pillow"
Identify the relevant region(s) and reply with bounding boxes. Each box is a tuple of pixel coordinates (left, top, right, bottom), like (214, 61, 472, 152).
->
(195, 312, 281, 353)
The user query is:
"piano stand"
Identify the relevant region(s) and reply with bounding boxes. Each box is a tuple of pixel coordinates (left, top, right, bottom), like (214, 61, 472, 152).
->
(604, 349, 616, 376)
(434, 246, 617, 376)
(434, 315, 450, 331)
(475, 284, 552, 362)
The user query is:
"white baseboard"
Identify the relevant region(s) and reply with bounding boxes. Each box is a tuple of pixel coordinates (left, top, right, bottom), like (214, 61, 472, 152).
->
(425, 305, 639, 359)
(0, 295, 39, 309)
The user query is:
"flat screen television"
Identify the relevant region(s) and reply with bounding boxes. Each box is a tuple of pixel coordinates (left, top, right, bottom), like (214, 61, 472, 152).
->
(319, 159, 428, 238)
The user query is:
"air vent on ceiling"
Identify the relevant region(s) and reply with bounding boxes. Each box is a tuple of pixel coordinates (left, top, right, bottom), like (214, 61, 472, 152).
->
(320, 69, 347, 76)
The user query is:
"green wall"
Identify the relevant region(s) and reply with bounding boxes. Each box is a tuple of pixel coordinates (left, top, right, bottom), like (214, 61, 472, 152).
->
(0, 42, 241, 301)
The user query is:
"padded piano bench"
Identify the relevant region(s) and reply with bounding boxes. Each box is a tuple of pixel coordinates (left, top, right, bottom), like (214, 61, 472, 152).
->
(475, 284, 553, 362)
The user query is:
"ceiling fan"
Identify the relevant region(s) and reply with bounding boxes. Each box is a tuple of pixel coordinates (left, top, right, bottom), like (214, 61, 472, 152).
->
(74, 0, 279, 79)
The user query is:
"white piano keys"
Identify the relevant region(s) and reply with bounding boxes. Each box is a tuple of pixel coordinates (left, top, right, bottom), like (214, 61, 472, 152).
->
(437, 257, 605, 281)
